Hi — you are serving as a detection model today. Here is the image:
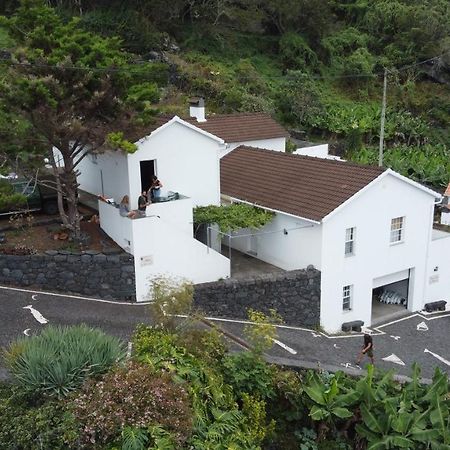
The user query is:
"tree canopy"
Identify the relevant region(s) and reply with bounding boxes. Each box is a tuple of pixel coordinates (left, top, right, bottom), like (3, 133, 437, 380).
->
(0, 0, 159, 236)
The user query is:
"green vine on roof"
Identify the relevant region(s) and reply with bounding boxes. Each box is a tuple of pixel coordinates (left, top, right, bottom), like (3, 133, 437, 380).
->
(193, 203, 274, 232)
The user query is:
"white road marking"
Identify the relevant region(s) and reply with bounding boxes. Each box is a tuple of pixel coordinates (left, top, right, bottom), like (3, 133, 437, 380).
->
(23, 305, 48, 324)
(390, 335, 401, 340)
(272, 338, 297, 355)
(0, 285, 151, 306)
(311, 332, 322, 338)
(23, 328, 31, 336)
(340, 362, 361, 370)
(31, 294, 38, 301)
(381, 354, 405, 366)
(417, 321, 429, 331)
(333, 343, 341, 349)
(424, 349, 450, 367)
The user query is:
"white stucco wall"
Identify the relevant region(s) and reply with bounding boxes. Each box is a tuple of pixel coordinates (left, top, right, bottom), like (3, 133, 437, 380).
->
(222, 137, 286, 157)
(77, 150, 129, 203)
(441, 210, 450, 225)
(319, 173, 437, 332)
(425, 231, 450, 304)
(98, 198, 230, 302)
(127, 122, 222, 209)
(294, 144, 329, 158)
(98, 200, 134, 253)
(145, 196, 193, 236)
(228, 213, 322, 271)
(132, 216, 230, 302)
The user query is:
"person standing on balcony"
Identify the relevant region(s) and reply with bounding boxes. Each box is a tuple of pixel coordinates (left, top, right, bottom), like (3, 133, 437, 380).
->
(149, 175, 162, 200)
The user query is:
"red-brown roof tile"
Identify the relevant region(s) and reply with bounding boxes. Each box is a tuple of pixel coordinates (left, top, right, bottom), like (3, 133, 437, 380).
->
(220, 146, 386, 222)
(185, 113, 288, 143)
(445, 182, 450, 197)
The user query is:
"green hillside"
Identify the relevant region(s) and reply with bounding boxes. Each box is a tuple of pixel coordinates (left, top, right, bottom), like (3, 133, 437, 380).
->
(0, 0, 449, 188)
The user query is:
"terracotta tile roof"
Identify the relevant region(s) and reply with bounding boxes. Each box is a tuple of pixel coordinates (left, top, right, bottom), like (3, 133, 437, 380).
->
(125, 113, 287, 144)
(186, 113, 288, 143)
(445, 183, 450, 196)
(220, 146, 386, 222)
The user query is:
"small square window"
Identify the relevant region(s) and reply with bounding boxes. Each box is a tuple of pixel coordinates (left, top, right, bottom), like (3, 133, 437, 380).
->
(345, 227, 355, 256)
(342, 285, 352, 311)
(390, 217, 405, 243)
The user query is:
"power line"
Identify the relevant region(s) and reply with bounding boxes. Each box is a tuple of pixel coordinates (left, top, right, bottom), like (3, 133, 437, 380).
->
(0, 50, 448, 80)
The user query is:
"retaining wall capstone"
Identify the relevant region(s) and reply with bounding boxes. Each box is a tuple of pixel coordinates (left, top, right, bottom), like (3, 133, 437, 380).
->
(194, 266, 321, 327)
(0, 250, 135, 299)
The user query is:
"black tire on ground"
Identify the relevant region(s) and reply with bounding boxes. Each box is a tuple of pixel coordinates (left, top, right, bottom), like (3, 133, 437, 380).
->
(42, 201, 58, 215)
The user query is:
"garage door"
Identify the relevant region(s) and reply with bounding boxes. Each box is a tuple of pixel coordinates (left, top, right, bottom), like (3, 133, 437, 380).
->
(373, 269, 409, 288)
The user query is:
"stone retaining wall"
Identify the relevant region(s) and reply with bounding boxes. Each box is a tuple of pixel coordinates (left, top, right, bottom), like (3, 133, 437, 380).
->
(0, 251, 135, 299)
(194, 266, 321, 327)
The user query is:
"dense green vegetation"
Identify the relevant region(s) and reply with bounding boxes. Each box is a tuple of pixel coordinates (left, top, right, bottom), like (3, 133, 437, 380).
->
(1, 320, 450, 449)
(0, 0, 448, 190)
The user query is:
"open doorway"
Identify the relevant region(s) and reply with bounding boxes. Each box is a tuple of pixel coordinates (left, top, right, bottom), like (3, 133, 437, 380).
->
(372, 271, 410, 324)
(140, 160, 155, 193)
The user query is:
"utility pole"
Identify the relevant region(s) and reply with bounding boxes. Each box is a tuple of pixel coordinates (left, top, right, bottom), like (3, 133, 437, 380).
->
(378, 68, 388, 167)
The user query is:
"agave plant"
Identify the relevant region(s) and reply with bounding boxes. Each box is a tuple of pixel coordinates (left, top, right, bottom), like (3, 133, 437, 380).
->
(5, 324, 126, 398)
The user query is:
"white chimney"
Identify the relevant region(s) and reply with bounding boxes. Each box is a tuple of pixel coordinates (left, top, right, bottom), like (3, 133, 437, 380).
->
(189, 97, 206, 122)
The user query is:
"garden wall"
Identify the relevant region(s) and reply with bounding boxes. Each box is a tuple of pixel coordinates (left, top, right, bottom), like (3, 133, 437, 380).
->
(194, 266, 321, 327)
(0, 250, 135, 299)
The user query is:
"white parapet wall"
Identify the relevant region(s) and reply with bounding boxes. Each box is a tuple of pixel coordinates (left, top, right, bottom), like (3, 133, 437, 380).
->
(132, 216, 230, 302)
(98, 197, 230, 302)
(98, 200, 134, 253)
(426, 230, 450, 304)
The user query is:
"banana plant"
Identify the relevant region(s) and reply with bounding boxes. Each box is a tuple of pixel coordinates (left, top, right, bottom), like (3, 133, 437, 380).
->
(356, 365, 450, 450)
(303, 371, 356, 428)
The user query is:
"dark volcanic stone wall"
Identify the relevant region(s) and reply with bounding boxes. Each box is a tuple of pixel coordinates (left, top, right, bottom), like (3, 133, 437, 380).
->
(0, 251, 135, 299)
(194, 266, 321, 327)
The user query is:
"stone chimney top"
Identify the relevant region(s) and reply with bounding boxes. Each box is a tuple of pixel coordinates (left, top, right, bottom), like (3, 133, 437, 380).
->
(189, 97, 206, 122)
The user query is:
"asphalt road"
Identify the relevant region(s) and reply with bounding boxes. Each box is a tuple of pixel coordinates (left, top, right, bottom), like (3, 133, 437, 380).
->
(0, 285, 449, 381)
(213, 312, 450, 379)
(0, 286, 153, 380)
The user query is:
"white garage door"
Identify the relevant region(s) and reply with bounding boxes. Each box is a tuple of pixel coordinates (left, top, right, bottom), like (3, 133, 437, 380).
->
(373, 269, 409, 288)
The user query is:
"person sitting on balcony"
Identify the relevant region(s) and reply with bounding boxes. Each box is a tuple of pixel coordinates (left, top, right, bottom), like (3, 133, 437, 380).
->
(149, 175, 163, 200)
(137, 191, 149, 217)
(119, 195, 137, 219)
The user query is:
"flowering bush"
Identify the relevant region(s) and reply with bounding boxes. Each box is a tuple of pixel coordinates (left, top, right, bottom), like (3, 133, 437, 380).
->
(73, 362, 192, 447)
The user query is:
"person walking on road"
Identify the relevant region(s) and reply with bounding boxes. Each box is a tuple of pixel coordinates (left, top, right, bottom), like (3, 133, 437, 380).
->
(356, 333, 374, 366)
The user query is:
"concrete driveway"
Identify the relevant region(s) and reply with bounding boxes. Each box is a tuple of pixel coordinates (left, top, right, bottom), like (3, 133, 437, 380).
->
(0, 285, 448, 381)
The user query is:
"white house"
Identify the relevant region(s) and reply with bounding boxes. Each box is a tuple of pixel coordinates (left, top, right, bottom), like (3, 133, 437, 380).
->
(220, 146, 450, 332)
(74, 105, 450, 332)
(75, 109, 287, 302)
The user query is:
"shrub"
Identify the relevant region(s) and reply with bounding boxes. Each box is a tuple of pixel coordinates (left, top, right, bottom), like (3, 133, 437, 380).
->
(72, 362, 192, 447)
(223, 351, 276, 400)
(5, 324, 126, 398)
(148, 277, 194, 330)
(0, 383, 80, 450)
(279, 32, 318, 71)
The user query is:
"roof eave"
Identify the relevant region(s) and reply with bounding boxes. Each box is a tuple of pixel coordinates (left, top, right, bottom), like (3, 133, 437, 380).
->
(136, 115, 225, 145)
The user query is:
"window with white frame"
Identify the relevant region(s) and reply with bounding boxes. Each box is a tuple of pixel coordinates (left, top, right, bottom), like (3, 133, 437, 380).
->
(345, 227, 355, 256)
(390, 216, 405, 243)
(342, 285, 352, 311)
